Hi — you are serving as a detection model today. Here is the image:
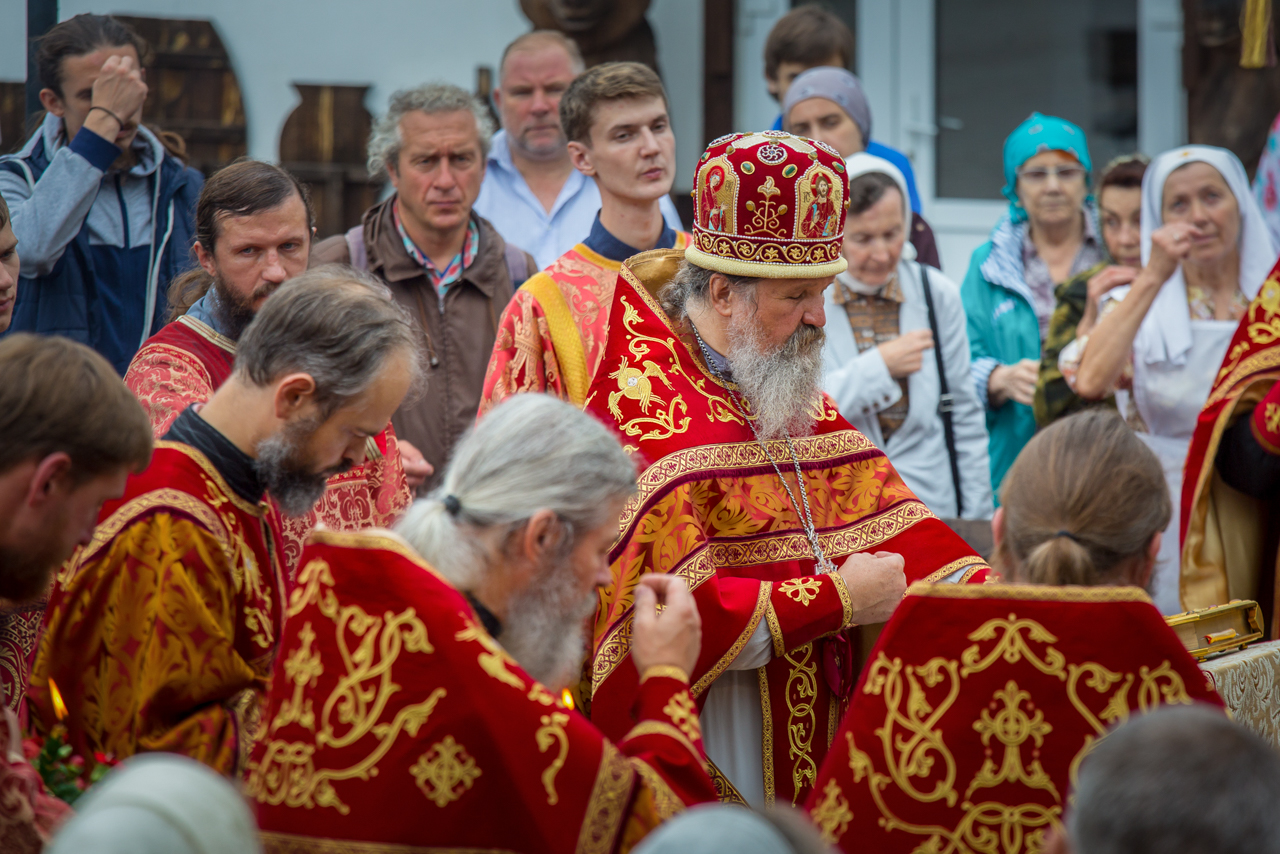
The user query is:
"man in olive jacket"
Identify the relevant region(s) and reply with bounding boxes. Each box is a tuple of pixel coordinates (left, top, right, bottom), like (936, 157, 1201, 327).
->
(313, 83, 534, 494)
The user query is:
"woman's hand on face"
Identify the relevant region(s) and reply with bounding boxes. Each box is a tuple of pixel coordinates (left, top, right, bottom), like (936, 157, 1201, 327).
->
(1078, 265, 1139, 337)
(1144, 222, 1201, 287)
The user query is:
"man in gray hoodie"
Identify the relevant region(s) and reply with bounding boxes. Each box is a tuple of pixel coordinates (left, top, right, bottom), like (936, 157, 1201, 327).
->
(0, 14, 202, 374)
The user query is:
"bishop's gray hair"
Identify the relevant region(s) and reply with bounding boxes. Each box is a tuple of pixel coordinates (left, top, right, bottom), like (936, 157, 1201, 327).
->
(658, 260, 757, 322)
(234, 264, 422, 418)
(395, 394, 636, 589)
(367, 82, 496, 179)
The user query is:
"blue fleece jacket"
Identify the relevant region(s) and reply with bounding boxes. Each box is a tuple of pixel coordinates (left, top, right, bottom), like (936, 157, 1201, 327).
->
(0, 114, 202, 373)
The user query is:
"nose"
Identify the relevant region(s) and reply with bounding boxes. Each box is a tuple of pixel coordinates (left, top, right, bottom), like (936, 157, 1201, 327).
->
(347, 436, 369, 468)
(262, 250, 288, 284)
(593, 559, 612, 589)
(804, 300, 827, 329)
(638, 127, 660, 156)
(434, 160, 458, 191)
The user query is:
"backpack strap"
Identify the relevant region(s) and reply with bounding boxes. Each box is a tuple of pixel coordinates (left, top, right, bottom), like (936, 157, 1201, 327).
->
(920, 262, 965, 518)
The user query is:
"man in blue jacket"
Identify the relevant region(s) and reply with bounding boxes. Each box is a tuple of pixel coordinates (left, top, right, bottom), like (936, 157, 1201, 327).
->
(0, 14, 202, 374)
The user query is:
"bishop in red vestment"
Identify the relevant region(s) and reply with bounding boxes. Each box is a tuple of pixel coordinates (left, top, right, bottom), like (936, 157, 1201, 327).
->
(586, 132, 990, 809)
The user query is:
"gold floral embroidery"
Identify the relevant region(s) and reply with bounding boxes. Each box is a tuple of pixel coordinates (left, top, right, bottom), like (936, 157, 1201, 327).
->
(810, 778, 854, 843)
(245, 557, 445, 814)
(455, 623, 525, 690)
(411, 736, 481, 807)
(779, 578, 822, 606)
(576, 742, 634, 854)
(662, 692, 701, 741)
(785, 644, 819, 802)
(840, 609, 1195, 853)
(535, 712, 570, 805)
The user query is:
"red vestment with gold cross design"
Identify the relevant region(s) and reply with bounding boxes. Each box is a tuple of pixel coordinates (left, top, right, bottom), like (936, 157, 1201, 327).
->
(805, 582, 1224, 852)
(123, 315, 412, 573)
(247, 531, 718, 854)
(585, 249, 992, 808)
(29, 442, 287, 775)
(481, 235, 690, 411)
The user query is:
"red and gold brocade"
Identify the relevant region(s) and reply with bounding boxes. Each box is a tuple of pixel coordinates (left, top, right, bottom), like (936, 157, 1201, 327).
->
(804, 583, 1224, 853)
(124, 315, 412, 571)
(0, 601, 43, 725)
(247, 531, 717, 854)
(585, 249, 991, 808)
(29, 442, 286, 775)
(481, 237, 690, 411)
(1181, 258, 1280, 615)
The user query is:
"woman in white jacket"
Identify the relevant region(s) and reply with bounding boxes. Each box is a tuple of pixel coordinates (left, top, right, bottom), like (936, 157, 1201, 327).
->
(822, 154, 993, 519)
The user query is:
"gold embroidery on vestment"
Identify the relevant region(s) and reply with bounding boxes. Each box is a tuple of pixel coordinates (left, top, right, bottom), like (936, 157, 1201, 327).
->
(779, 578, 822, 606)
(662, 692, 702, 741)
(784, 644, 819, 802)
(810, 778, 853, 843)
(411, 736, 481, 807)
(535, 712, 570, 805)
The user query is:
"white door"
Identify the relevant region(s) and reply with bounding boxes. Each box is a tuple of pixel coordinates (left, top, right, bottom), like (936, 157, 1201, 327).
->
(857, 0, 1184, 280)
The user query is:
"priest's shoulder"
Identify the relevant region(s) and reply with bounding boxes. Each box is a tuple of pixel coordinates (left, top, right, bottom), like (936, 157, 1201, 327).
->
(298, 529, 468, 612)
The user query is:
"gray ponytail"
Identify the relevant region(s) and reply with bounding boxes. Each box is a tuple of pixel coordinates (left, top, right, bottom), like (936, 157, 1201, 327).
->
(396, 394, 637, 587)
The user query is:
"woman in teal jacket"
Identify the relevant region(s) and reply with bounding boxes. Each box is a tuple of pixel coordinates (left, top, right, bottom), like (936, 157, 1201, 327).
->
(962, 113, 1103, 496)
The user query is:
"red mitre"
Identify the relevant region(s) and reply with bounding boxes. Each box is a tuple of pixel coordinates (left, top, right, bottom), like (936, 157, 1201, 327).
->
(804, 582, 1224, 853)
(687, 131, 849, 278)
(1181, 257, 1280, 611)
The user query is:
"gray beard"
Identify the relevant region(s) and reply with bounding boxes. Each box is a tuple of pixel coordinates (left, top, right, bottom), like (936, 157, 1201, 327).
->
(725, 315, 826, 441)
(500, 562, 597, 691)
(254, 415, 347, 517)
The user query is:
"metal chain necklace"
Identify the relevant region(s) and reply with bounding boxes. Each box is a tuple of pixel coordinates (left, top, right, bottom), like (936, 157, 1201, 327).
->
(690, 323, 836, 574)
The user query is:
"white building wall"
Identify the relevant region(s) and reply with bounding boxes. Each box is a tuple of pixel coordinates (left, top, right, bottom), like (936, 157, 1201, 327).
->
(0, 0, 23, 80)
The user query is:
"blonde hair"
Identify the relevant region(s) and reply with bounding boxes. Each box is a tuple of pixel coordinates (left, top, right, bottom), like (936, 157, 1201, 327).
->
(997, 410, 1170, 586)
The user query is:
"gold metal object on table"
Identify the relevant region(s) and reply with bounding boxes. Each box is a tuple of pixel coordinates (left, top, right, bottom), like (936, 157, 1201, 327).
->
(1165, 600, 1264, 660)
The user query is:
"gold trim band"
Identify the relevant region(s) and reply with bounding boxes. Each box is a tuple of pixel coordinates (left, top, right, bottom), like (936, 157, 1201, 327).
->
(639, 665, 690, 685)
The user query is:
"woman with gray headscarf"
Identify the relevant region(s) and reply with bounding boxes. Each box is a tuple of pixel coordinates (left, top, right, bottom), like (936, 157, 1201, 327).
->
(782, 66, 939, 268)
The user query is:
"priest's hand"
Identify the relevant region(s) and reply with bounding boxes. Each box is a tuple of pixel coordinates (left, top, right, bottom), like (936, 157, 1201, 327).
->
(838, 551, 907, 625)
(632, 575, 702, 678)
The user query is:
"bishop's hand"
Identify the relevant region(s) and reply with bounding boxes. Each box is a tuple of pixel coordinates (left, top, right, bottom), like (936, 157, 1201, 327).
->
(838, 550, 907, 625)
(631, 575, 702, 678)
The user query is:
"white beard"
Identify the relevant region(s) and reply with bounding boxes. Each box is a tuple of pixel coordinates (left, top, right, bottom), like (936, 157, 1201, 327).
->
(500, 563, 597, 691)
(725, 313, 826, 441)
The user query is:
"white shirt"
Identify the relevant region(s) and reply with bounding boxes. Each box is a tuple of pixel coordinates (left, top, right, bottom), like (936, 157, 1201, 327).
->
(474, 130, 684, 269)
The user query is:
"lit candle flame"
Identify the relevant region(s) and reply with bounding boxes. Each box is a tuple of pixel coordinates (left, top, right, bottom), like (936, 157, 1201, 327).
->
(561, 689, 575, 711)
(48, 678, 67, 721)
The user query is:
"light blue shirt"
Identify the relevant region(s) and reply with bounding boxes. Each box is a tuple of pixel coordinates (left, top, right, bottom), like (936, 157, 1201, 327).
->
(474, 129, 685, 270)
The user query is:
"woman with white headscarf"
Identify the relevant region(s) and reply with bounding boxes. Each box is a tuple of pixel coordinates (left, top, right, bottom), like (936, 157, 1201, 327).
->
(823, 153, 993, 522)
(1069, 145, 1278, 613)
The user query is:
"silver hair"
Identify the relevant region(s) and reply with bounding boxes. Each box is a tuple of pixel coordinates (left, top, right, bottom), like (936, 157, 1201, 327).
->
(658, 260, 757, 321)
(1068, 704, 1280, 854)
(234, 264, 423, 417)
(395, 394, 636, 590)
(367, 82, 496, 179)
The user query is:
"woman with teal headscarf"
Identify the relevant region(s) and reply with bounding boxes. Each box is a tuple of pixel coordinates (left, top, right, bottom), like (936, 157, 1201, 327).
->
(960, 112, 1104, 497)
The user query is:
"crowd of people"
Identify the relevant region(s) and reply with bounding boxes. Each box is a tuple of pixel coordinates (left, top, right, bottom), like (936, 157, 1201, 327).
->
(1, 7, 1279, 854)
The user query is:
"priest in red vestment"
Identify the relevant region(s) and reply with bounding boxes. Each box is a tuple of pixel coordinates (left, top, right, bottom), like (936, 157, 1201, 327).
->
(1182, 255, 1280, 623)
(805, 582, 1224, 853)
(30, 269, 420, 775)
(249, 395, 717, 853)
(124, 160, 413, 572)
(481, 62, 690, 410)
(585, 131, 991, 810)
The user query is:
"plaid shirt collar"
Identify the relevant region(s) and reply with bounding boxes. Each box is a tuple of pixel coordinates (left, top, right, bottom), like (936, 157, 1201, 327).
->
(392, 200, 479, 294)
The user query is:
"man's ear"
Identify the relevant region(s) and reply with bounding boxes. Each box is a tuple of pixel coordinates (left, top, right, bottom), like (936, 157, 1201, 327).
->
(566, 139, 595, 177)
(39, 89, 66, 118)
(765, 76, 780, 101)
(194, 241, 217, 277)
(25, 452, 74, 507)
(519, 509, 560, 563)
(991, 506, 1005, 553)
(707, 273, 739, 319)
(272, 373, 319, 421)
(491, 87, 503, 113)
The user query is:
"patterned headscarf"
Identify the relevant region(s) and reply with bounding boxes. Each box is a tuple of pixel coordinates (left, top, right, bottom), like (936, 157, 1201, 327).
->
(1001, 112, 1093, 223)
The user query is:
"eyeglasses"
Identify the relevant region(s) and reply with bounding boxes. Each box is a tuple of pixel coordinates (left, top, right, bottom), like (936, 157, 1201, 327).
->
(1017, 166, 1086, 185)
